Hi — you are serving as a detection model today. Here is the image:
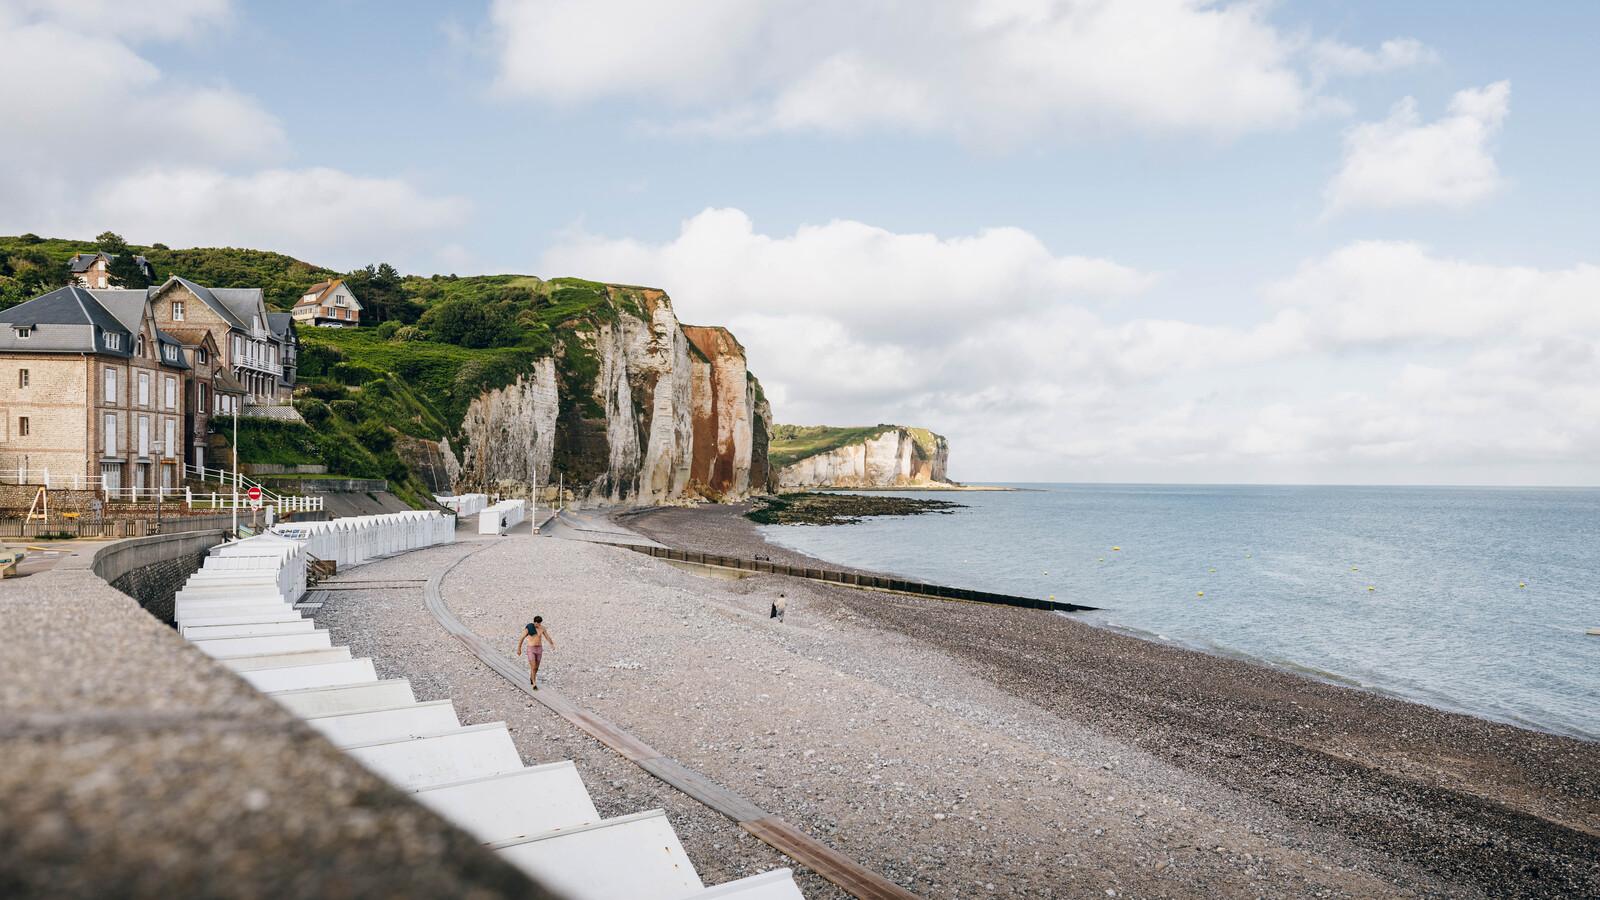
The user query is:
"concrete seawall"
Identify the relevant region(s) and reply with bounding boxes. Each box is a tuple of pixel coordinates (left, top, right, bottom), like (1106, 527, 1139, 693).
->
(0, 535, 556, 899)
(94, 530, 226, 624)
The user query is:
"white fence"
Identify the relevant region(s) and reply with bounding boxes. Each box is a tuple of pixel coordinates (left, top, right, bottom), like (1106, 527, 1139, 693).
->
(273, 511, 454, 569)
(434, 493, 488, 517)
(478, 499, 526, 536)
(0, 464, 322, 511)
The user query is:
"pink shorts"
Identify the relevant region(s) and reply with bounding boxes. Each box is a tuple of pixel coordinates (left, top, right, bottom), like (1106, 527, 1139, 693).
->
(525, 644, 543, 661)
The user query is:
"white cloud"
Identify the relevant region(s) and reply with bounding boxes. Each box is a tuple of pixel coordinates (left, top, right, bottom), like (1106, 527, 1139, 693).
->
(1324, 81, 1510, 215)
(490, 0, 1432, 141)
(0, 1, 466, 270)
(90, 168, 471, 268)
(1310, 37, 1438, 77)
(544, 211, 1600, 484)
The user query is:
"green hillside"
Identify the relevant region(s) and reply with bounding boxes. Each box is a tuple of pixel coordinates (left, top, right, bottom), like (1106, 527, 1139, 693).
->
(1, 233, 661, 507)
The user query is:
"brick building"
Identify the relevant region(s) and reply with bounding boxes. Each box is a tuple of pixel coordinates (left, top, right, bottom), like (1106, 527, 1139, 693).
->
(0, 277, 292, 493)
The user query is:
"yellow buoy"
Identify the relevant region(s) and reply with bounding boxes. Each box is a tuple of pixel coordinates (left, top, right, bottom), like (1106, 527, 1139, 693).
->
(1351, 566, 1358, 571)
(1196, 591, 1205, 597)
(1208, 567, 1216, 573)
(1519, 582, 1526, 589)
(1049, 594, 1056, 600)
(1112, 546, 1121, 551)
(1366, 586, 1375, 592)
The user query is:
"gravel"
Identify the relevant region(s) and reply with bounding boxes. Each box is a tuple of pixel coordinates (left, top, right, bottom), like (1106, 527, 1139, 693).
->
(315, 522, 1493, 898)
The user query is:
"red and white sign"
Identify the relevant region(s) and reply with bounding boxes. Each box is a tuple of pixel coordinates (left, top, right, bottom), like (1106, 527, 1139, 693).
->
(247, 486, 262, 508)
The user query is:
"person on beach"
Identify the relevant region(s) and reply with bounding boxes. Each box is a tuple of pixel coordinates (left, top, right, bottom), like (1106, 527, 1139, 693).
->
(772, 593, 787, 623)
(517, 617, 555, 690)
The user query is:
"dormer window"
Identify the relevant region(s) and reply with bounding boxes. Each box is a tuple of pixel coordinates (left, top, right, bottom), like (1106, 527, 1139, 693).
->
(105, 333, 122, 350)
(14, 326, 30, 339)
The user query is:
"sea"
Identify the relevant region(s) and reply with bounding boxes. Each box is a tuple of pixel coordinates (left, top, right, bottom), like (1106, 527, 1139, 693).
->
(756, 484, 1600, 741)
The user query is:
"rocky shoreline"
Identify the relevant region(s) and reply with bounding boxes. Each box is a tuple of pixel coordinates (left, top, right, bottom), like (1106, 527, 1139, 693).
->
(622, 503, 1600, 898)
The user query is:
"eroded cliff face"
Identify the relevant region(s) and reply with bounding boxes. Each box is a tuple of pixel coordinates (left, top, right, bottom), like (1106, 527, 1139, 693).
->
(453, 288, 772, 506)
(777, 426, 951, 489)
(683, 325, 757, 501)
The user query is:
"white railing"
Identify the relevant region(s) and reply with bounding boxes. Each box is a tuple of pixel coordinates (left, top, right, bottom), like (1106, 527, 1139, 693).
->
(4, 464, 321, 510)
(183, 463, 323, 513)
(185, 487, 322, 513)
(237, 358, 283, 376)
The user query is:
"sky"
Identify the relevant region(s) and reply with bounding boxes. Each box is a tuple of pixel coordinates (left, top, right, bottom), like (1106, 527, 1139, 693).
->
(2, 0, 1597, 485)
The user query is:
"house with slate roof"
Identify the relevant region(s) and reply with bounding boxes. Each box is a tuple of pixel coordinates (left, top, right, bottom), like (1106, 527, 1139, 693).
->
(0, 285, 189, 494)
(291, 278, 362, 327)
(146, 276, 296, 404)
(68, 251, 153, 289)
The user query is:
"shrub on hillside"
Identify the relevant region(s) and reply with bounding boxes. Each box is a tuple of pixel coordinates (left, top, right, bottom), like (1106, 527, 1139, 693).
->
(296, 397, 331, 425)
(375, 320, 400, 340)
(418, 297, 519, 349)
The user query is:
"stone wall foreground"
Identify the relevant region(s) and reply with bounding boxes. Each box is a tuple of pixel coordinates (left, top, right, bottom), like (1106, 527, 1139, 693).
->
(0, 535, 555, 899)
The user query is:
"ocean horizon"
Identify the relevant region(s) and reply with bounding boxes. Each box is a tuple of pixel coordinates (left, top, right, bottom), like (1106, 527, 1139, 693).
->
(758, 482, 1599, 741)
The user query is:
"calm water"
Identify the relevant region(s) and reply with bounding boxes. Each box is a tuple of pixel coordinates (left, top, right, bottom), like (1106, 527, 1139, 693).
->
(758, 484, 1600, 740)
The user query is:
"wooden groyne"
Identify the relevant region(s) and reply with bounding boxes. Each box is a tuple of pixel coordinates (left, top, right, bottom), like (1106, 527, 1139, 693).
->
(623, 545, 1098, 612)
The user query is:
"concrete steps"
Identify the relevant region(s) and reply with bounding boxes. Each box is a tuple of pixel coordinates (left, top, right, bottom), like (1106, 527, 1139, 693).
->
(239, 657, 376, 692)
(219, 647, 352, 672)
(304, 699, 461, 746)
(271, 679, 418, 717)
(173, 522, 804, 899)
(190, 629, 333, 657)
(412, 763, 600, 844)
(489, 809, 702, 899)
(182, 619, 316, 640)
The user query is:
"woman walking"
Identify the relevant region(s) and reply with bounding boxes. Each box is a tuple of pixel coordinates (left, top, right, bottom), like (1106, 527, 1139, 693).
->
(517, 617, 555, 690)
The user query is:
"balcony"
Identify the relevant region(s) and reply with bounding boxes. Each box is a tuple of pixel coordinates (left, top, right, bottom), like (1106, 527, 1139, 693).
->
(236, 357, 283, 376)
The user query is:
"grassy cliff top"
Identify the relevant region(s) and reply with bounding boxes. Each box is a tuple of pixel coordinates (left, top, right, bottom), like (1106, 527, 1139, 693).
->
(769, 424, 896, 469)
(769, 423, 948, 470)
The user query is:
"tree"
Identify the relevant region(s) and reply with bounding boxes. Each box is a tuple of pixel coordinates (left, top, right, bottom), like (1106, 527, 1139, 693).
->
(344, 262, 418, 324)
(107, 252, 151, 288)
(95, 231, 129, 255)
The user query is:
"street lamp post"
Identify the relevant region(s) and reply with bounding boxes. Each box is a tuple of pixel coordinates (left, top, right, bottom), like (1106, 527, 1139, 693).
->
(231, 399, 239, 537)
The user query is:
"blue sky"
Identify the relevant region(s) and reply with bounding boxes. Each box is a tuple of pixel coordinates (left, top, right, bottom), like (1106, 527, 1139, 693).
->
(3, 1, 1598, 484)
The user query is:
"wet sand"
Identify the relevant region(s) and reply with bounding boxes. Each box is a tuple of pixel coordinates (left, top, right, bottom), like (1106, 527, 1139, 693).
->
(621, 503, 1600, 898)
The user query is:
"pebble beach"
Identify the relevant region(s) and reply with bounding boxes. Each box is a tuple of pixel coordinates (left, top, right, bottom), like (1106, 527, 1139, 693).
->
(315, 511, 1598, 898)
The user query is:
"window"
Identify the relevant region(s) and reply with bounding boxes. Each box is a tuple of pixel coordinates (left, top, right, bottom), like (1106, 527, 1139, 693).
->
(138, 372, 150, 406)
(18, 417, 29, 437)
(136, 335, 145, 356)
(138, 416, 150, 457)
(172, 301, 185, 321)
(198, 382, 207, 410)
(164, 420, 176, 458)
(17, 369, 27, 388)
(105, 332, 121, 350)
(14, 326, 29, 339)
(164, 376, 176, 409)
(103, 413, 117, 455)
(196, 347, 208, 365)
(103, 367, 117, 404)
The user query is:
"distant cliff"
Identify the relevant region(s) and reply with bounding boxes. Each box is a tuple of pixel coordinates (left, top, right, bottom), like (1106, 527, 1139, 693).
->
(771, 425, 950, 489)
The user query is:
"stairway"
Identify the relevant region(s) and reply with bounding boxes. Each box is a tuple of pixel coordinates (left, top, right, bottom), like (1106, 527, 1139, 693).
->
(172, 522, 804, 900)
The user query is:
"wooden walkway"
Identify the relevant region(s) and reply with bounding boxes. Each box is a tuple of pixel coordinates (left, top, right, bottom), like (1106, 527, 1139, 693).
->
(420, 544, 920, 900)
